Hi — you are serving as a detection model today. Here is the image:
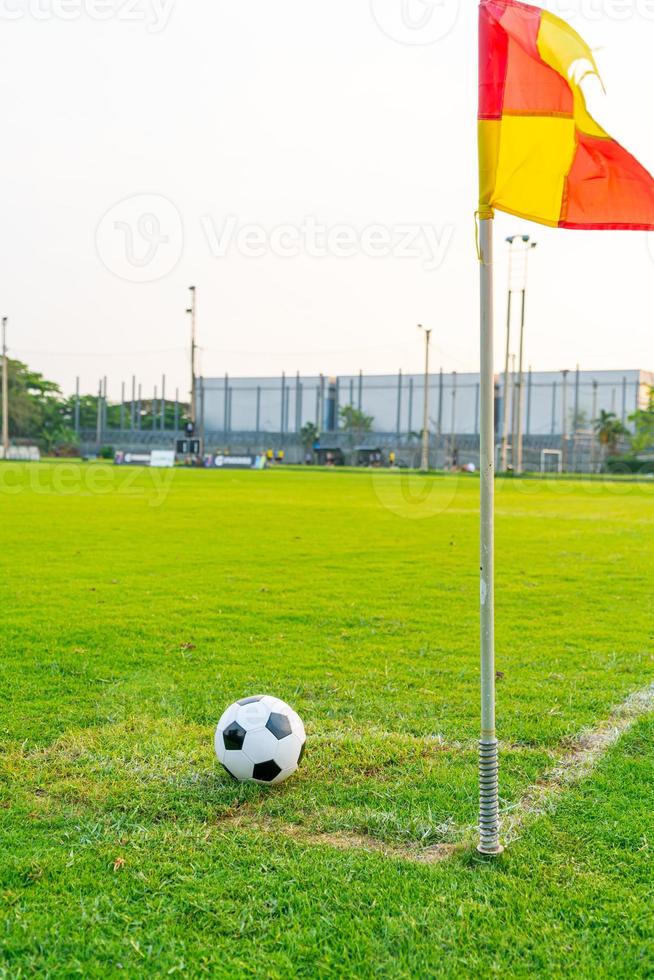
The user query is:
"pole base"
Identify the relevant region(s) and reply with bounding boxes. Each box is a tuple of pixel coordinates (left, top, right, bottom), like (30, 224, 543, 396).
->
(478, 738, 501, 854)
(477, 843, 505, 856)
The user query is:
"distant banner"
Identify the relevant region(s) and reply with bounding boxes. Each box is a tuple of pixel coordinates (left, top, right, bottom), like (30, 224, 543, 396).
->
(150, 451, 176, 468)
(114, 451, 174, 468)
(207, 454, 266, 470)
(0, 446, 41, 462)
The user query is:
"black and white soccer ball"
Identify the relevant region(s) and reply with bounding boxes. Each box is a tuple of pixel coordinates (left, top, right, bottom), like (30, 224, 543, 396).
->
(215, 695, 306, 785)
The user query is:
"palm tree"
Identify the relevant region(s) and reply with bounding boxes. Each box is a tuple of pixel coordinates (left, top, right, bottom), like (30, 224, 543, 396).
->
(300, 422, 318, 456)
(628, 387, 654, 455)
(593, 410, 628, 458)
(339, 405, 373, 447)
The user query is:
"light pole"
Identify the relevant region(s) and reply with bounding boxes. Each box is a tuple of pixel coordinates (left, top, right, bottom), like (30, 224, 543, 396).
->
(591, 379, 598, 472)
(500, 258, 513, 471)
(501, 235, 537, 472)
(186, 286, 197, 428)
(450, 371, 458, 468)
(515, 241, 537, 474)
(96, 379, 102, 447)
(510, 353, 517, 466)
(561, 369, 570, 471)
(2, 317, 8, 458)
(418, 324, 432, 472)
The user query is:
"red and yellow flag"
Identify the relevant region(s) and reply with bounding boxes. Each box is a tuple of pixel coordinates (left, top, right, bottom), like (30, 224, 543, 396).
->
(479, 0, 654, 229)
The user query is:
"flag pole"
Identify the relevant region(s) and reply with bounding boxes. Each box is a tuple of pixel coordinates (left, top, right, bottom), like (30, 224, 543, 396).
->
(478, 212, 502, 855)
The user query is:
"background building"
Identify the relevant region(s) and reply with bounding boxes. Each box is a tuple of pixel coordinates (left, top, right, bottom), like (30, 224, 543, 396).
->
(197, 369, 653, 439)
(76, 367, 653, 471)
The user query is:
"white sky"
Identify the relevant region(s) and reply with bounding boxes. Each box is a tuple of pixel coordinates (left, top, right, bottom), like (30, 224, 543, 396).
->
(2, 0, 653, 401)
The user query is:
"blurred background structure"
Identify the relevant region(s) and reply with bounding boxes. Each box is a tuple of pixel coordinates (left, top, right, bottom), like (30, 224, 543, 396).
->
(57, 366, 652, 471)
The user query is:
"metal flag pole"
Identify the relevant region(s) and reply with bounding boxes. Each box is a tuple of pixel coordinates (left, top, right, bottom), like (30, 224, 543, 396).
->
(478, 213, 502, 855)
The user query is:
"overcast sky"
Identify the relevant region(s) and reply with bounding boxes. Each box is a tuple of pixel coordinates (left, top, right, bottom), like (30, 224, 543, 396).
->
(3, 0, 653, 401)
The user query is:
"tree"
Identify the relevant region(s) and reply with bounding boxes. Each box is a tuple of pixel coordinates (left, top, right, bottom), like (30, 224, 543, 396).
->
(300, 422, 318, 452)
(570, 407, 588, 432)
(41, 424, 78, 454)
(339, 405, 374, 446)
(594, 410, 628, 458)
(629, 387, 654, 455)
(3, 359, 59, 437)
(0, 358, 194, 450)
(1, 358, 78, 451)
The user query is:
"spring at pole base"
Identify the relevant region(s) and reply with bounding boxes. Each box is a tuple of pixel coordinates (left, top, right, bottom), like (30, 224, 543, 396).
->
(478, 738, 503, 855)
(477, 843, 505, 856)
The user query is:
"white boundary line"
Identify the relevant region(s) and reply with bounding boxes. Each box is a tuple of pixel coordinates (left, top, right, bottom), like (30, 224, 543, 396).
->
(220, 682, 654, 863)
(501, 681, 654, 846)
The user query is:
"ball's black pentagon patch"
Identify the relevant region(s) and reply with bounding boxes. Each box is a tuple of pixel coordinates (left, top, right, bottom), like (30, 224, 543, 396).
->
(238, 696, 263, 706)
(252, 760, 282, 782)
(298, 741, 306, 765)
(220, 762, 239, 782)
(266, 712, 292, 740)
(223, 721, 246, 751)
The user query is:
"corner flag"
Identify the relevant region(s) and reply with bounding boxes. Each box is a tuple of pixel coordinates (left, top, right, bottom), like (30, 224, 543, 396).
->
(475, 1, 654, 856)
(479, 0, 654, 229)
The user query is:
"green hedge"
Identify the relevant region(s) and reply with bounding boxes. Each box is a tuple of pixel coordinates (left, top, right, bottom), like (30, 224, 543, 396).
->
(604, 455, 654, 474)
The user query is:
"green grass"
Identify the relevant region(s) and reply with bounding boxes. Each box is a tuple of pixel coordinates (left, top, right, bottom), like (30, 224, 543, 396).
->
(1, 463, 653, 976)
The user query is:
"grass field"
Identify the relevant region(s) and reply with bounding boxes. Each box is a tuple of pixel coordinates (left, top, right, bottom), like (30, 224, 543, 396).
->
(1, 463, 653, 977)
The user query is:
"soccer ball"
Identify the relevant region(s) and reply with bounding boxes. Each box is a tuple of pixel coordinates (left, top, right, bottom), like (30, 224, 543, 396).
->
(215, 695, 306, 785)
